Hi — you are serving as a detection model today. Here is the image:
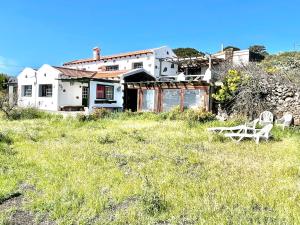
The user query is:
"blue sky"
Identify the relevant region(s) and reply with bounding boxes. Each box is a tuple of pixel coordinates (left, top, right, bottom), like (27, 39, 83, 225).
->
(1, 0, 300, 76)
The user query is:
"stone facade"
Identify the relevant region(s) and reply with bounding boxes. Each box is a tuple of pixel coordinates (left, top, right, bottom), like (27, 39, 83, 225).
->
(266, 80, 300, 125)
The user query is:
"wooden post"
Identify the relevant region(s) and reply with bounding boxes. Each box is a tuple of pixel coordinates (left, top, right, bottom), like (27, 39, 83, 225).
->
(180, 88, 184, 112)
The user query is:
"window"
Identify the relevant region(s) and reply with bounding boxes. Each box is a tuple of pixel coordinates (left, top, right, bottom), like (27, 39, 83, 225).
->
(82, 87, 88, 99)
(163, 67, 168, 72)
(142, 90, 155, 112)
(105, 86, 114, 100)
(133, 62, 143, 69)
(39, 84, 52, 97)
(96, 84, 114, 100)
(106, 65, 119, 71)
(162, 89, 181, 112)
(171, 63, 175, 69)
(22, 85, 32, 97)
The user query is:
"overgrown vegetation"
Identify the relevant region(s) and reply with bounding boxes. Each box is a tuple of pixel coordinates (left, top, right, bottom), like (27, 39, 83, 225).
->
(0, 115, 299, 224)
(173, 48, 205, 58)
(76, 107, 215, 124)
(260, 51, 300, 84)
(0, 73, 9, 92)
(212, 49, 300, 118)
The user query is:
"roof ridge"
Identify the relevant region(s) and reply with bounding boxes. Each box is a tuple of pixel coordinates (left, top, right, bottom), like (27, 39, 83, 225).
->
(63, 47, 159, 66)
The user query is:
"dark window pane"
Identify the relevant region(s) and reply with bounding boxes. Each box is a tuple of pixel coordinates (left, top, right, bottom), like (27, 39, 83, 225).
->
(96, 85, 105, 99)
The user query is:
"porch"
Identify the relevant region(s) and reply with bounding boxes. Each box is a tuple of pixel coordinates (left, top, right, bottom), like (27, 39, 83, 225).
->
(125, 80, 211, 112)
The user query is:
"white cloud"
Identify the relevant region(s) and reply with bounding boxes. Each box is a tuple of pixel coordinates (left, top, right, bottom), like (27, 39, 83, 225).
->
(0, 56, 19, 75)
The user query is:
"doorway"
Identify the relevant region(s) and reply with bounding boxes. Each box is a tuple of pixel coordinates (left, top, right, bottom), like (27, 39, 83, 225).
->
(125, 89, 138, 112)
(82, 86, 89, 107)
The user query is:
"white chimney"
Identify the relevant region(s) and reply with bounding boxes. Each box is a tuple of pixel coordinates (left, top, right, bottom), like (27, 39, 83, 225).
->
(93, 47, 100, 60)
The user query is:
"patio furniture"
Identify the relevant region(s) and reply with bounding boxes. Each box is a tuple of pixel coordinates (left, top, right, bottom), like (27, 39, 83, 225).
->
(224, 124, 273, 144)
(275, 113, 293, 130)
(259, 111, 274, 126)
(207, 119, 259, 134)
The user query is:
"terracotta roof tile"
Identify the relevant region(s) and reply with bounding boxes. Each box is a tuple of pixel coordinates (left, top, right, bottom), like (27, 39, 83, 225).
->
(63, 49, 153, 66)
(54, 66, 96, 78)
(93, 70, 128, 79)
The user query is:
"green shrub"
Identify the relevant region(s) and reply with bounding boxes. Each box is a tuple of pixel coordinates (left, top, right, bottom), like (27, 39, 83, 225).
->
(0, 132, 13, 145)
(141, 180, 168, 215)
(98, 134, 115, 144)
(184, 108, 216, 123)
(77, 108, 113, 121)
(90, 108, 111, 120)
(7, 107, 51, 120)
(167, 106, 182, 120)
(76, 113, 88, 122)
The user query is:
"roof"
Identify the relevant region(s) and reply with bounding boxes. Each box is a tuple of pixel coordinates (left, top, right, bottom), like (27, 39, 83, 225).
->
(63, 48, 154, 66)
(93, 70, 129, 79)
(54, 67, 155, 83)
(8, 77, 18, 84)
(54, 66, 96, 78)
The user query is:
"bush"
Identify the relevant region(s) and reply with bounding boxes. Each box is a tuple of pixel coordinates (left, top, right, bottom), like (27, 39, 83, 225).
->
(141, 180, 168, 215)
(184, 108, 216, 123)
(90, 108, 111, 120)
(77, 108, 112, 121)
(167, 106, 182, 120)
(7, 107, 51, 120)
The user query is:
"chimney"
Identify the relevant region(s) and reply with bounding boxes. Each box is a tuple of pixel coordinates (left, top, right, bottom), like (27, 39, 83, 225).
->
(93, 47, 100, 60)
(224, 48, 234, 61)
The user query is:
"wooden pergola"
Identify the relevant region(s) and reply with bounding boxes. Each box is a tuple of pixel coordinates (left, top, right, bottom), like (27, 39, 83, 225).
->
(125, 80, 211, 112)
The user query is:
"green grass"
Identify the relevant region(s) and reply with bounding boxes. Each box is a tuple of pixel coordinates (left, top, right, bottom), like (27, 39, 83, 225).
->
(0, 116, 300, 224)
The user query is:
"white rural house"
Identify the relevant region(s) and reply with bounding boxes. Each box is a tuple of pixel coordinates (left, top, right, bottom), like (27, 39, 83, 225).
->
(16, 64, 126, 112)
(13, 46, 176, 112)
(63, 46, 178, 78)
(11, 46, 261, 113)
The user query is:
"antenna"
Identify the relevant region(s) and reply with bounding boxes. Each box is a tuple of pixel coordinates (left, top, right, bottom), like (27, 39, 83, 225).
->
(221, 43, 224, 51)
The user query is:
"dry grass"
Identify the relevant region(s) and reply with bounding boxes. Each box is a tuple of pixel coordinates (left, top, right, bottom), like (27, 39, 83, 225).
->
(0, 116, 299, 224)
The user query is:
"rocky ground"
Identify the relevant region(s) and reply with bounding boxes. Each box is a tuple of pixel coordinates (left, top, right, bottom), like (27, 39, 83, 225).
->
(0, 184, 55, 225)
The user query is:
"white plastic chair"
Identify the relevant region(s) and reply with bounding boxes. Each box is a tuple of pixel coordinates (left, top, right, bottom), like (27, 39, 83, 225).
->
(224, 124, 273, 144)
(276, 113, 293, 130)
(259, 111, 274, 126)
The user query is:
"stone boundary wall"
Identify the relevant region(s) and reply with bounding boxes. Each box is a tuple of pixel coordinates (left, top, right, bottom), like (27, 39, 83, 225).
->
(266, 81, 300, 125)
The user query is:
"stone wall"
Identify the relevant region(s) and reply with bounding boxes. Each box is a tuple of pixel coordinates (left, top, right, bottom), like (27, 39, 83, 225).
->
(266, 81, 300, 125)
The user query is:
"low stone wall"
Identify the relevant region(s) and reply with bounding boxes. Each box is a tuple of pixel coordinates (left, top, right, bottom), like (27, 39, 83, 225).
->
(266, 81, 300, 125)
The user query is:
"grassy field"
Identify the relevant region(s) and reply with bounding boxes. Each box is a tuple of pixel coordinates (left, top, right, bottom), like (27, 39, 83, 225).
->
(0, 115, 300, 224)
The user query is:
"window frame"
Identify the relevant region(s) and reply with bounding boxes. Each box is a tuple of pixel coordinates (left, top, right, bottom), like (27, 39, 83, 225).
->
(39, 84, 53, 97)
(82, 86, 88, 99)
(132, 62, 143, 69)
(105, 65, 119, 71)
(96, 84, 114, 100)
(22, 85, 32, 97)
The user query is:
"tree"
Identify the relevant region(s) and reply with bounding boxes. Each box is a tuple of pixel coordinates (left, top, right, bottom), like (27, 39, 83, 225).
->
(0, 73, 9, 91)
(173, 48, 205, 58)
(249, 45, 268, 57)
(223, 46, 240, 51)
(0, 93, 17, 119)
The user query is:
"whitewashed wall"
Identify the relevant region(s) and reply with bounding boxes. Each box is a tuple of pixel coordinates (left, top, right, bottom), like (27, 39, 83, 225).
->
(65, 46, 178, 78)
(89, 81, 123, 111)
(153, 46, 178, 77)
(232, 50, 250, 65)
(58, 81, 88, 108)
(34, 64, 61, 111)
(17, 68, 37, 108)
(67, 53, 155, 75)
